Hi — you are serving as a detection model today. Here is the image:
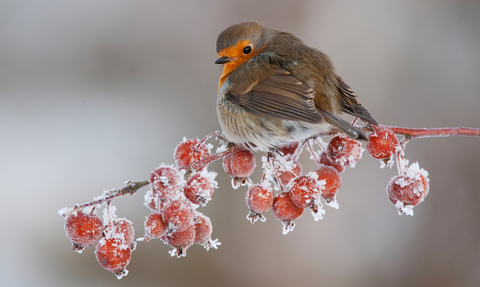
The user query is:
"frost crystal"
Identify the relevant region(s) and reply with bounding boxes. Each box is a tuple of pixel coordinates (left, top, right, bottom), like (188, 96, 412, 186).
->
(324, 197, 339, 209)
(281, 221, 296, 235)
(395, 200, 414, 216)
(311, 204, 326, 221)
(202, 238, 222, 251)
(102, 206, 134, 250)
(261, 155, 275, 184)
(380, 156, 395, 169)
(115, 269, 129, 280)
(58, 207, 69, 216)
(405, 162, 429, 182)
(169, 248, 187, 258)
(216, 142, 229, 153)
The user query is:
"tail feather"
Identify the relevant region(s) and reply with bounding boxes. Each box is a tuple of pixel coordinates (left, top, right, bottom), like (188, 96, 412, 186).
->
(336, 76, 378, 126)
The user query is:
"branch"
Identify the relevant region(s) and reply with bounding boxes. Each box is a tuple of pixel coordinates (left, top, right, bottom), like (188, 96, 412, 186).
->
(378, 125, 480, 139)
(58, 180, 149, 217)
(59, 125, 480, 216)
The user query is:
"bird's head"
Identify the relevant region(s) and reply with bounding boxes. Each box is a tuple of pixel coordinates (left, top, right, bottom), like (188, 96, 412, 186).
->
(215, 21, 270, 88)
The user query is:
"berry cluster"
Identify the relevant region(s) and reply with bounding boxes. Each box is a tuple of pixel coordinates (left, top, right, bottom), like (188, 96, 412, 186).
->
(229, 134, 358, 234)
(60, 137, 221, 279)
(64, 206, 135, 279)
(59, 127, 435, 279)
(140, 138, 220, 257)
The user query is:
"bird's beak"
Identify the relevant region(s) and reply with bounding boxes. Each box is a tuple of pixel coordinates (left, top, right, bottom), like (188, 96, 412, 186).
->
(215, 56, 232, 64)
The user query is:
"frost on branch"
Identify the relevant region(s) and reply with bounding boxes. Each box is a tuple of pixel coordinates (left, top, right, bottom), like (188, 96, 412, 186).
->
(58, 125, 480, 278)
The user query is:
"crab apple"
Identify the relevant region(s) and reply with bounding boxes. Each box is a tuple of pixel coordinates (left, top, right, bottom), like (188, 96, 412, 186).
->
(162, 199, 195, 235)
(288, 172, 324, 208)
(387, 162, 430, 214)
(165, 225, 196, 258)
(277, 141, 300, 160)
(387, 164, 429, 215)
(273, 192, 304, 234)
(111, 219, 135, 245)
(144, 189, 167, 212)
(150, 165, 186, 200)
(327, 134, 363, 167)
(144, 213, 166, 239)
(222, 149, 256, 178)
(367, 129, 399, 159)
(315, 165, 342, 205)
(319, 150, 345, 173)
(95, 237, 132, 279)
(194, 213, 212, 246)
(245, 183, 274, 223)
(184, 170, 217, 206)
(64, 211, 103, 252)
(276, 161, 302, 187)
(246, 184, 274, 213)
(174, 138, 211, 168)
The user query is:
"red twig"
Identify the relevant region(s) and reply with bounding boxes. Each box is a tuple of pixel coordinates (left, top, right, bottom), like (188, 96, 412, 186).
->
(379, 125, 480, 139)
(306, 140, 321, 166)
(180, 144, 243, 171)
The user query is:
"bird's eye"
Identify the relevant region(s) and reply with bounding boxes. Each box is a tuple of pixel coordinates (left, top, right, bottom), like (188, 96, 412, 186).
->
(242, 45, 252, 55)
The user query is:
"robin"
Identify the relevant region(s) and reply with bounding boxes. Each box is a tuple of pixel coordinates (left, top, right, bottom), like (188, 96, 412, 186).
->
(215, 21, 377, 151)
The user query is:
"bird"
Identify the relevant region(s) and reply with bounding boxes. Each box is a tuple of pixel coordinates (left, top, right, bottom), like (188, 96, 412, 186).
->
(215, 21, 377, 151)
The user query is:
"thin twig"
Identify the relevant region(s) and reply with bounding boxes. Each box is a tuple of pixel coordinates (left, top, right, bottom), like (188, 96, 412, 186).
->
(378, 125, 480, 139)
(180, 144, 243, 171)
(59, 180, 149, 217)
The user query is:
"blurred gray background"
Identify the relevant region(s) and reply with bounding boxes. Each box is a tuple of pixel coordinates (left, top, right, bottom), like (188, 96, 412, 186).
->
(1, 1, 480, 286)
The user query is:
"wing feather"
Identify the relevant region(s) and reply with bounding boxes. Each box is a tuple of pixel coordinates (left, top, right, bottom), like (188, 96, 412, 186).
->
(226, 68, 324, 124)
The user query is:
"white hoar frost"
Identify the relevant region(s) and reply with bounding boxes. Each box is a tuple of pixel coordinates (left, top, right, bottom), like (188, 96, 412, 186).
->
(102, 205, 133, 250)
(395, 200, 415, 216)
(304, 171, 326, 221)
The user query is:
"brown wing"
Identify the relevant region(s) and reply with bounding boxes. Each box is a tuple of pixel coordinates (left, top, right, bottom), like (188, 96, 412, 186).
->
(337, 75, 378, 125)
(226, 69, 324, 124)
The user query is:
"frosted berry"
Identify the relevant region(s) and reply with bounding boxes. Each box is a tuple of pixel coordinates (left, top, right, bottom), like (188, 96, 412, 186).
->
(273, 192, 304, 234)
(144, 189, 167, 212)
(367, 129, 399, 159)
(150, 165, 186, 200)
(288, 172, 324, 208)
(315, 165, 342, 205)
(95, 238, 131, 278)
(245, 184, 274, 223)
(222, 149, 256, 178)
(319, 150, 345, 173)
(64, 211, 103, 252)
(162, 199, 195, 235)
(165, 225, 196, 257)
(174, 138, 211, 168)
(387, 174, 429, 210)
(277, 142, 300, 160)
(111, 219, 135, 244)
(194, 213, 212, 246)
(327, 134, 363, 167)
(144, 213, 166, 239)
(246, 184, 274, 213)
(276, 161, 302, 187)
(184, 171, 216, 206)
